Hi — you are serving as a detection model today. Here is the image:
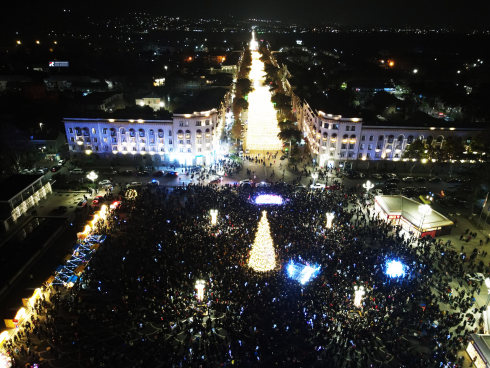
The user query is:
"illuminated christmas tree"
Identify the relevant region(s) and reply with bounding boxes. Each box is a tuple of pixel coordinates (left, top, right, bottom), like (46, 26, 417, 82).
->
(248, 211, 276, 272)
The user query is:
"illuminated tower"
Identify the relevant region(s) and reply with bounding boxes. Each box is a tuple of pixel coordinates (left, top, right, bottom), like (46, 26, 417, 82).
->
(248, 211, 276, 272)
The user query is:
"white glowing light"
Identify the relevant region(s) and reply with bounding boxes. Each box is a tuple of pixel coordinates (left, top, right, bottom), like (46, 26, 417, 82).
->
(354, 286, 365, 307)
(210, 209, 218, 225)
(363, 180, 374, 193)
(195, 280, 205, 301)
(86, 171, 98, 182)
(386, 260, 405, 278)
(326, 212, 335, 228)
(287, 261, 320, 284)
(245, 51, 283, 151)
(255, 194, 283, 205)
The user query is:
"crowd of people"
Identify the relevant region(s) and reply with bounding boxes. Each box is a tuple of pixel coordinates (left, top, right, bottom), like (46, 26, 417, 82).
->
(1, 178, 483, 368)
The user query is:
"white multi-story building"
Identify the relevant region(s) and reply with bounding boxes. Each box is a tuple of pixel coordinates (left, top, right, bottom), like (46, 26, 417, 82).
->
(295, 93, 483, 169)
(63, 88, 230, 166)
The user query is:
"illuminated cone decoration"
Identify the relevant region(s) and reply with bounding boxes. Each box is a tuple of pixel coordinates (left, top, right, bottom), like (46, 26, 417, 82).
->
(248, 211, 276, 272)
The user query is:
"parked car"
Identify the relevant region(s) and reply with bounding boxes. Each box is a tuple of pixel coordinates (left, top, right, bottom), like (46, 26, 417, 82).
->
(386, 178, 400, 183)
(128, 182, 143, 188)
(310, 183, 326, 189)
(280, 155, 286, 160)
(52, 206, 68, 214)
(77, 200, 87, 208)
(240, 179, 254, 185)
(415, 177, 427, 182)
(58, 160, 65, 166)
(137, 171, 150, 176)
(466, 273, 484, 282)
(102, 170, 118, 175)
(416, 187, 429, 195)
(34, 169, 46, 175)
(372, 174, 383, 179)
(447, 178, 460, 183)
(99, 179, 112, 186)
(52, 166, 62, 172)
(165, 171, 179, 177)
(384, 183, 398, 189)
(326, 185, 340, 190)
(257, 182, 271, 187)
(147, 179, 160, 186)
(153, 171, 164, 177)
(428, 177, 442, 183)
(92, 196, 104, 205)
(402, 177, 414, 182)
(70, 168, 84, 174)
(121, 170, 134, 176)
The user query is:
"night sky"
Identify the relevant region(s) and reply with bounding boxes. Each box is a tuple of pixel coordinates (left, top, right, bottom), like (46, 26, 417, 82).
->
(6, 0, 490, 28)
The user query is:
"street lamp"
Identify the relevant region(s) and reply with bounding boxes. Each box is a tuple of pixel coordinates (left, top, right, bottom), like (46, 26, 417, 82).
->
(326, 212, 335, 228)
(418, 204, 432, 238)
(354, 285, 366, 307)
(86, 171, 98, 183)
(311, 171, 318, 187)
(210, 209, 218, 225)
(363, 180, 374, 195)
(195, 280, 205, 301)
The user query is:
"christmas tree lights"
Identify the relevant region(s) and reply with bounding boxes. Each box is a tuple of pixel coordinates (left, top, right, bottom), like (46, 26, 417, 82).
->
(248, 211, 276, 272)
(246, 52, 283, 151)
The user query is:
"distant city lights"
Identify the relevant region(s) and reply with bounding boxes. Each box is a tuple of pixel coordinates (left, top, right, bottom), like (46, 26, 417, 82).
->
(385, 260, 406, 278)
(255, 194, 283, 205)
(287, 261, 320, 284)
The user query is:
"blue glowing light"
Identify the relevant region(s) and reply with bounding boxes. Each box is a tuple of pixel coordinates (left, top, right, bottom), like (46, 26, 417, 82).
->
(255, 194, 283, 205)
(287, 261, 320, 284)
(385, 260, 405, 278)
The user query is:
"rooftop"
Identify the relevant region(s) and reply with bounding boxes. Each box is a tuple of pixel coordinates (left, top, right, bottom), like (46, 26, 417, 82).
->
(81, 92, 121, 105)
(375, 195, 453, 229)
(173, 88, 228, 114)
(0, 175, 44, 202)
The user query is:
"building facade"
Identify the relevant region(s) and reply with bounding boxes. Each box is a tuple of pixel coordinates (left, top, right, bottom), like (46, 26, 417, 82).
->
(63, 90, 229, 166)
(294, 94, 483, 169)
(0, 175, 52, 232)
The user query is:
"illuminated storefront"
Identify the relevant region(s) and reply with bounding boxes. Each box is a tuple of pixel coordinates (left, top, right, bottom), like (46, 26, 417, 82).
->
(467, 334, 490, 368)
(375, 195, 453, 238)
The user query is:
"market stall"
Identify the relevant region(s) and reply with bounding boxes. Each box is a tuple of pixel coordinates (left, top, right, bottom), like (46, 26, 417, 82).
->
(375, 195, 453, 238)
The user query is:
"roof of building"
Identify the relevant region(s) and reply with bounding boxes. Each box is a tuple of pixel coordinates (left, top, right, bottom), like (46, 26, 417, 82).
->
(0, 174, 44, 202)
(143, 92, 161, 99)
(81, 92, 121, 105)
(306, 93, 359, 118)
(0, 75, 33, 82)
(173, 88, 228, 114)
(28, 130, 61, 141)
(375, 195, 453, 229)
(63, 107, 173, 121)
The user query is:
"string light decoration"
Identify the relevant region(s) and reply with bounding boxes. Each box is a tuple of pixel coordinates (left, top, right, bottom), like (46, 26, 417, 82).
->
(354, 285, 366, 307)
(245, 52, 283, 151)
(210, 209, 218, 225)
(195, 280, 205, 301)
(248, 211, 276, 272)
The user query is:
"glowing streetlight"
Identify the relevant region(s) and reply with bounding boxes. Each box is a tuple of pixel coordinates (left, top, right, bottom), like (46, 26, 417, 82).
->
(354, 285, 365, 307)
(418, 204, 432, 237)
(210, 209, 218, 225)
(311, 171, 319, 186)
(195, 280, 205, 301)
(86, 171, 98, 183)
(413, 69, 418, 74)
(326, 212, 335, 228)
(363, 180, 374, 194)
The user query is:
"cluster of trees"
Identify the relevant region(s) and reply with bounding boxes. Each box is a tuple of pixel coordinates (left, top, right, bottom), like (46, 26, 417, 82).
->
(231, 48, 253, 141)
(277, 120, 302, 153)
